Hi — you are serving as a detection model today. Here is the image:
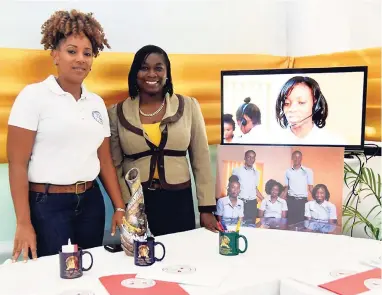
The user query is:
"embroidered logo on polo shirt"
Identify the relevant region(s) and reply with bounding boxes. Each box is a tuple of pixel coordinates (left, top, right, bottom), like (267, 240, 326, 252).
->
(92, 111, 103, 125)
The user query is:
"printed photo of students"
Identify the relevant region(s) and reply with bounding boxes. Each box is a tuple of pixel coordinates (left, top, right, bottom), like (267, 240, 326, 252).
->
(305, 184, 337, 224)
(232, 150, 264, 223)
(223, 114, 236, 143)
(281, 150, 314, 225)
(258, 179, 288, 218)
(216, 145, 343, 234)
(216, 175, 244, 225)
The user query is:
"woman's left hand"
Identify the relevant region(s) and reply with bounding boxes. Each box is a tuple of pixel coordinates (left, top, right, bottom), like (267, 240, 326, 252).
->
(111, 211, 125, 236)
(200, 212, 219, 232)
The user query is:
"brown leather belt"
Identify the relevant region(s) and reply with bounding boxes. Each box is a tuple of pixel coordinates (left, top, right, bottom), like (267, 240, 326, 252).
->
(29, 181, 94, 194)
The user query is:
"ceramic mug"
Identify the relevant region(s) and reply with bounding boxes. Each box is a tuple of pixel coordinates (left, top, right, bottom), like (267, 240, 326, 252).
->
(219, 231, 248, 256)
(59, 248, 93, 279)
(134, 237, 166, 266)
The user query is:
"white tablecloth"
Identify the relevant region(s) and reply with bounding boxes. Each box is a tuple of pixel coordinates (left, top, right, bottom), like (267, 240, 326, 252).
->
(280, 278, 382, 295)
(0, 227, 380, 295)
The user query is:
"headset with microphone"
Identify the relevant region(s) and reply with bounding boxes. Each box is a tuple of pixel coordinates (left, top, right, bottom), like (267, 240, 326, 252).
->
(240, 103, 250, 126)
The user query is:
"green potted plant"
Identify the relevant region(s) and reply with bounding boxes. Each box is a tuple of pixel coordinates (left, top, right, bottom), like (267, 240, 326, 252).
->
(343, 160, 381, 240)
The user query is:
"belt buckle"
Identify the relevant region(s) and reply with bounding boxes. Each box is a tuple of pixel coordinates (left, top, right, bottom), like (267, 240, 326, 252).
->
(148, 184, 160, 191)
(75, 181, 87, 194)
(148, 180, 160, 191)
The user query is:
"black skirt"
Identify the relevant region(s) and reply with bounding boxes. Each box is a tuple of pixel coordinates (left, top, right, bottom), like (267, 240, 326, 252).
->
(143, 186, 196, 236)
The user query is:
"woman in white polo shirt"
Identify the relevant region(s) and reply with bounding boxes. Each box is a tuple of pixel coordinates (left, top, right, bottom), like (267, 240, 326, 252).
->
(216, 175, 244, 225)
(258, 179, 288, 218)
(305, 184, 337, 224)
(7, 9, 126, 261)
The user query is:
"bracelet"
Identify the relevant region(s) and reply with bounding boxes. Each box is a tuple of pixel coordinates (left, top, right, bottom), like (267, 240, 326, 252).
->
(115, 208, 126, 213)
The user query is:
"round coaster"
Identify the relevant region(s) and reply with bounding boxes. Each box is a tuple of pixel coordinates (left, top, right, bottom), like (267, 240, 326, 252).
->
(329, 269, 357, 278)
(121, 278, 156, 289)
(162, 265, 196, 274)
(364, 278, 382, 290)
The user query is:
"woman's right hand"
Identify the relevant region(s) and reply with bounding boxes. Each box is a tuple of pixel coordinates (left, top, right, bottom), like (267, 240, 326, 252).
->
(12, 222, 37, 262)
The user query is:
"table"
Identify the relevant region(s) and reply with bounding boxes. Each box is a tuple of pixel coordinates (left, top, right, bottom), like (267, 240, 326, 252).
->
(280, 278, 381, 295)
(288, 220, 342, 235)
(256, 217, 289, 230)
(279, 235, 382, 295)
(0, 227, 380, 295)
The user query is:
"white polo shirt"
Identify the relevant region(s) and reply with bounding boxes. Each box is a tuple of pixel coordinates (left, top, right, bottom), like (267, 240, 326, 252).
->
(8, 75, 110, 184)
(277, 125, 347, 146)
(305, 200, 337, 221)
(232, 165, 259, 201)
(216, 196, 244, 219)
(285, 165, 313, 198)
(259, 197, 288, 218)
(236, 125, 267, 144)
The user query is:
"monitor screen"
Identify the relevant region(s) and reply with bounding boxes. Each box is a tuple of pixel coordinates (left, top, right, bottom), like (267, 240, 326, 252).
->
(221, 66, 367, 150)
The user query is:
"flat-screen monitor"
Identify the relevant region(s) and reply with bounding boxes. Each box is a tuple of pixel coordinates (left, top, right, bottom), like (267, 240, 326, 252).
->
(221, 66, 367, 150)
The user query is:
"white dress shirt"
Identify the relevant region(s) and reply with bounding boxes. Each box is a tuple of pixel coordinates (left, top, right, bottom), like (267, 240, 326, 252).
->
(232, 165, 259, 201)
(285, 165, 314, 198)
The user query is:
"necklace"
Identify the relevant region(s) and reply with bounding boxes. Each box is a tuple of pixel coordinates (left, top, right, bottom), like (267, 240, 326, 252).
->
(139, 99, 165, 117)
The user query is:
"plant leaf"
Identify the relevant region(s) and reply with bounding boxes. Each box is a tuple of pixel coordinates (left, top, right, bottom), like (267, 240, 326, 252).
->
(363, 225, 373, 239)
(365, 205, 381, 219)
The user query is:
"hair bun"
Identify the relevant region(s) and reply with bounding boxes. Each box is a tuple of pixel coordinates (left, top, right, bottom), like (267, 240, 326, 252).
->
(244, 97, 251, 103)
(223, 114, 233, 120)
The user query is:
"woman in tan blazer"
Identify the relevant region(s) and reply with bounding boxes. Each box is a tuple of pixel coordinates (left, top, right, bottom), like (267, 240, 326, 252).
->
(108, 45, 218, 236)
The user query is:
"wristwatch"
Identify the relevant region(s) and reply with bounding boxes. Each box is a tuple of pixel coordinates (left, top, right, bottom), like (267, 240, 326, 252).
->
(115, 208, 126, 213)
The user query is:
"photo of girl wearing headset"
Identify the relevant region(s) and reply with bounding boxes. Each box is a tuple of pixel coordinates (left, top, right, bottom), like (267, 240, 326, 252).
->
(234, 97, 265, 143)
(275, 76, 345, 145)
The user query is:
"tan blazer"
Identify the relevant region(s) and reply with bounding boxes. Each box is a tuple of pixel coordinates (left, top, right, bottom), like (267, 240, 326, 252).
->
(108, 93, 216, 212)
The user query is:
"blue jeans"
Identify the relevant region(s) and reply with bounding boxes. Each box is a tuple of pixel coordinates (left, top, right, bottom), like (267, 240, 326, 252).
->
(29, 183, 105, 258)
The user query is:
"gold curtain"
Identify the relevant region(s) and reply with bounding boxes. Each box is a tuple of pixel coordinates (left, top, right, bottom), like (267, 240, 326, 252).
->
(293, 47, 381, 142)
(0, 47, 380, 163)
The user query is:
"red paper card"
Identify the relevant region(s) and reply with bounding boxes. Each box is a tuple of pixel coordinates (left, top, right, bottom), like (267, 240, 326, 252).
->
(99, 274, 189, 295)
(319, 268, 381, 295)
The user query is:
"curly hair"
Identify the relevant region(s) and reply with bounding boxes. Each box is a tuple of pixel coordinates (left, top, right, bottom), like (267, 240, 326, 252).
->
(265, 179, 284, 196)
(40, 9, 110, 57)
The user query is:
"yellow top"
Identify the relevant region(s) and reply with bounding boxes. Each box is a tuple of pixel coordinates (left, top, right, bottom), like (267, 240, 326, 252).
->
(142, 122, 161, 179)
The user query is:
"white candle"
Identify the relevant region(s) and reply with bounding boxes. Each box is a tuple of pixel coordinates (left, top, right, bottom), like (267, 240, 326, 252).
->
(61, 239, 76, 253)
